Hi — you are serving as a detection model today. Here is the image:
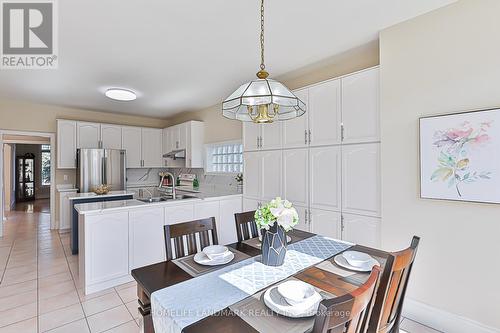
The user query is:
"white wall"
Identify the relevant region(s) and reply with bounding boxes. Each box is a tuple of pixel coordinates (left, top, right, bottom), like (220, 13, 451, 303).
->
(380, 0, 500, 330)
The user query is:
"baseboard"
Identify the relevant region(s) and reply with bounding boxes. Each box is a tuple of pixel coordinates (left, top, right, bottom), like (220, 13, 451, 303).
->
(403, 298, 500, 333)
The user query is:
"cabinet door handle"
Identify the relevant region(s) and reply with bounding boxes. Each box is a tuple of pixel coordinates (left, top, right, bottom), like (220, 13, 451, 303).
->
(304, 130, 308, 145)
(260, 136, 263, 148)
(257, 136, 259, 148)
(308, 130, 311, 144)
(341, 123, 345, 142)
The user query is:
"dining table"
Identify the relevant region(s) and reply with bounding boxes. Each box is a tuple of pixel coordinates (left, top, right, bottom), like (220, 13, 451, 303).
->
(131, 230, 390, 333)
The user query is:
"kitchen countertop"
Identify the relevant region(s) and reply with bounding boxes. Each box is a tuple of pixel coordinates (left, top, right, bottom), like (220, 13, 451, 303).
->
(67, 190, 135, 200)
(74, 191, 242, 215)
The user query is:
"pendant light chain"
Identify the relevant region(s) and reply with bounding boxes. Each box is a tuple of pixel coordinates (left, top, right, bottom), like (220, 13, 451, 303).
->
(260, 0, 265, 70)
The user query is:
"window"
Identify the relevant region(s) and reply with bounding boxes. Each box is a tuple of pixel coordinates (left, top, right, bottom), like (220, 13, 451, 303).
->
(41, 144, 51, 185)
(205, 142, 243, 174)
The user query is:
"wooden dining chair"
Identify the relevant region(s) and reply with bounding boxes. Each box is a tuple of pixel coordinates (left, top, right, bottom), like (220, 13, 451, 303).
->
(365, 236, 420, 333)
(312, 265, 381, 333)
(234, 210, 259, 242)
(163, 217, 219, 261)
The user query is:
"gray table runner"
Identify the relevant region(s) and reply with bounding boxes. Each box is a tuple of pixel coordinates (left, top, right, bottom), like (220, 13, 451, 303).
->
(151, 235, 353, 333)
(242, 233, 302, 250)
(229, 277, 335, 333)
(172, 247, 250, 277)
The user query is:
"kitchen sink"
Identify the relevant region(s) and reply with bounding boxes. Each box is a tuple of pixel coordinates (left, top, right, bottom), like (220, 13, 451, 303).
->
(137, 194, 197, 203)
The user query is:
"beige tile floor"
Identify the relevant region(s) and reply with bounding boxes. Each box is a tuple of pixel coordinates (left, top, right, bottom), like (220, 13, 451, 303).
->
(0, 208, 441, 333)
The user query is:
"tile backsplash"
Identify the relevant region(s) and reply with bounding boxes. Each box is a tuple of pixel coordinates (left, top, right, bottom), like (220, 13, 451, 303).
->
(126, 168, 239, 189)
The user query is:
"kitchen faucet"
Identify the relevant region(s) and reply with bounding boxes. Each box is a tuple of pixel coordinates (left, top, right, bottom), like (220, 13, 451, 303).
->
(159, 171, 176, 198)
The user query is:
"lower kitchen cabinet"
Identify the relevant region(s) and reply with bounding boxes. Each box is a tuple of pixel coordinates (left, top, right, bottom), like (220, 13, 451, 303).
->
(243, 197, 260, 211)
(194, 201, 220, 221)
(293, 205, 309, 233)
(129, 207, 166, 270)
(342, 213, 380, 248)
(219, 198, 242, 245)
(309, 209, 341, 239)
(165, 203, 194, 225)
(80, 211, 130, 293)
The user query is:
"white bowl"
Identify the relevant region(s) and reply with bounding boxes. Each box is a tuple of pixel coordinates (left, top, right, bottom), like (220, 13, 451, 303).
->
(342, 251, 372, 267)
(277, 280, 316, 306)
(202, 245, 228, 260)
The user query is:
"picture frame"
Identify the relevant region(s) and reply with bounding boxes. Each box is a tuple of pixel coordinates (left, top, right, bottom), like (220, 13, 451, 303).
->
(419, 108, 500, 204)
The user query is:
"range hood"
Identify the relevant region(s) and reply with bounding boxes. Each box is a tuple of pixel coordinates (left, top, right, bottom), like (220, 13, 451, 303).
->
(163, 149, 186, 160)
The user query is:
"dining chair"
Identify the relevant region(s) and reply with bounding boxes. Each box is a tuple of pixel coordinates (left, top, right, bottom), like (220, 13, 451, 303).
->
(234, 210, 259, 242)
(312, 265, 381, 333)
(163, 217, 219, 260)
(366, 236, 420, 333)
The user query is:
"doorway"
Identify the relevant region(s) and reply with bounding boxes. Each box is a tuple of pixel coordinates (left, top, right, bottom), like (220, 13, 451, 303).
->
(0, 131, 56, 236)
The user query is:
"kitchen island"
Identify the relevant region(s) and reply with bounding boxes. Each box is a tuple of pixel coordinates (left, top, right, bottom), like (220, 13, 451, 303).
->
(75, 191, 242, 295)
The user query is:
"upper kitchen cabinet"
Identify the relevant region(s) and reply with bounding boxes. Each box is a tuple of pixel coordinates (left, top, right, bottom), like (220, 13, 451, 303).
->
(141, 128, 163, 168)
(282, 148, 309, 207)
(243, 150, 282, 201)
(57, 119, 77, 169)
(342, 143, 381, 217)
(100, 124, 122, 149)
(243, 121, 282, 151)
(283, 89, 309, 149)
(77, 122, 101, 149)
(308, 79, 341, 147)
(121, 126, 142, 168)
(341, 68, 380, 143)
(163, 121, 204, 168)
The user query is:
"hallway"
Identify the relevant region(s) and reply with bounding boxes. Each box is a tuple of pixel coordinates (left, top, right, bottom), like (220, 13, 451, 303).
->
(0, 210, 140, 332)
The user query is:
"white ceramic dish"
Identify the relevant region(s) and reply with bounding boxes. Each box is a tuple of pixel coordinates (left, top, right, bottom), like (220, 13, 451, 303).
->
(277, 280, 316, 305)
(333, 253, 379, 272)
(194, 251, 234, 266)
(202, 245, 228, 260)
(263, 283, 323, 318)
(342, 251, 372, 267)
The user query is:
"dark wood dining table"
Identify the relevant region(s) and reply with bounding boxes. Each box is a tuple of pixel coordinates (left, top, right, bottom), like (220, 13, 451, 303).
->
(131, 230, 390, 333)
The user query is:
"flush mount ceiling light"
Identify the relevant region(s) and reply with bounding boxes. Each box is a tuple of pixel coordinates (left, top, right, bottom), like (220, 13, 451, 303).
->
(105, 88, 137, 101)
(222, 0, 306, 124)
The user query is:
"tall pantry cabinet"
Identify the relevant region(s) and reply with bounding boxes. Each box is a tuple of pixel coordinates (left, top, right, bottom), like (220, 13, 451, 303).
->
(242, 67, 381, 247)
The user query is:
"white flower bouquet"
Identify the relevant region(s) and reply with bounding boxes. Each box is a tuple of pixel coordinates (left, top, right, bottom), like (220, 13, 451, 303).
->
(254, 197, 299, 232)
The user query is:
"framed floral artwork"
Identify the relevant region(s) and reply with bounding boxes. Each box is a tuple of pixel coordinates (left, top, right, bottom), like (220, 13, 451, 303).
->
(420, 108, 500, 204)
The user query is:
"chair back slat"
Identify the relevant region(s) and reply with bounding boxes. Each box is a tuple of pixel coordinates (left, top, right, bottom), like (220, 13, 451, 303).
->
(163, 217, 218, 261)
(367, 236, 420, 333)
(234, 211, 259, 242)
(312, 266, 381, 333)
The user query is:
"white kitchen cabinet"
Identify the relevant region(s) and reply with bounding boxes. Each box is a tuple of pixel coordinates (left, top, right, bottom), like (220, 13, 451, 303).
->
(261, 150, 282, 200)
(163, 121, 204, 168)
(100, 124, 122, 149)
(243, 122, 260, 151)
(342, 143, 380, 217)
(168, 123, 187, 151)
(80, 211, 129, 291)
(309, 146, 341, 211)
(121, 126, 142, 168)
(243, 197, 260, 211)
(219, 198, 242, 245)
(294, 205, 309, 232)
(342, 213, 380, 247)
(165, 203, 194, 225)
(283, 89, 309, 149)
(129, 207, 165, 269)
(261, 122, 282, 150)
(162, 128, 172, 156)
(58, 189, 77, 232)
(141, 128, 162, 167)
(308, 79, 341, 147)
(243, 152, 261, 199)
(194, 200, 220, 222)
(57, 119, 77, 169)
(77, 122, 101, 149)
(341, 68, 380, 143)
(310, 209, 341, 239)
(282, 148, 309, 207)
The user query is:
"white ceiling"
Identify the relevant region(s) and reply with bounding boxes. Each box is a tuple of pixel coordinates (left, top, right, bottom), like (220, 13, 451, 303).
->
(0, 0, 455, 118)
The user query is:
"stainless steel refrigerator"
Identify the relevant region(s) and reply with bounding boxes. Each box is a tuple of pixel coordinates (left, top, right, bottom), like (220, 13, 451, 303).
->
(76, 149, 126, 193)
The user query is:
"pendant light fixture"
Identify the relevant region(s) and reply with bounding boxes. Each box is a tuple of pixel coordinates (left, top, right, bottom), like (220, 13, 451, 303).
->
(222, 0, 306, 124)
